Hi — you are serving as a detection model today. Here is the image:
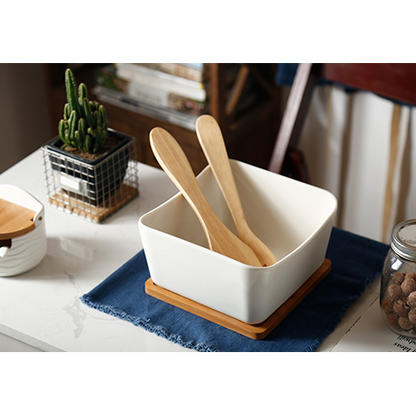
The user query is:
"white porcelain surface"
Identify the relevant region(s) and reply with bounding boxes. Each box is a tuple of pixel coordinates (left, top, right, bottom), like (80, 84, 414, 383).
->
(0, 184, 47, 276)
(139, 160, 337, 324)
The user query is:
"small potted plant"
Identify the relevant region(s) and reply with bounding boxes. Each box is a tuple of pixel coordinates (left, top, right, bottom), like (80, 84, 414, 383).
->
(43, 68, 135, 207)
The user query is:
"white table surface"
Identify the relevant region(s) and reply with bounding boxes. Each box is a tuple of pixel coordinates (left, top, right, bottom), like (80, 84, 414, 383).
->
(0, 149, 387, 352)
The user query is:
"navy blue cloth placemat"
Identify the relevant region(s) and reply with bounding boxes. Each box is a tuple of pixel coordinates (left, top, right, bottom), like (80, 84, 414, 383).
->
(80, 227, 389, 352)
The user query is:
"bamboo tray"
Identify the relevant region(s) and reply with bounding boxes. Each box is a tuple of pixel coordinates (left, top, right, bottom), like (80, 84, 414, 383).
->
(145, 258, 331, 340)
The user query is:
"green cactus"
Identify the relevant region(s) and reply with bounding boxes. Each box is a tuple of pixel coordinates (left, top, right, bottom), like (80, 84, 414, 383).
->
(58, 68, 108, 153)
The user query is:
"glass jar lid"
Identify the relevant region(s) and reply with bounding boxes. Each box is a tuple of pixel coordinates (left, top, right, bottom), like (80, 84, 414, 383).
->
(391, 219, 416, 262)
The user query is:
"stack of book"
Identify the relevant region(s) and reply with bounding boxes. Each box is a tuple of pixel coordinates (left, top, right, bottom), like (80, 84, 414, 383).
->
(93, 63, 206, 130)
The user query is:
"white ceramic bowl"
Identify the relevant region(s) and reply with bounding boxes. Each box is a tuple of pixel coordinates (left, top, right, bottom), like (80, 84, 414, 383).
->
(139, 160, 337, 324)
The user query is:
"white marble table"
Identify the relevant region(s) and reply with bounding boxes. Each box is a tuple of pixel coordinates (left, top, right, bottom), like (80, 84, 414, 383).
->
(0, 150, 187, 351)
(0, 149, 385, 352)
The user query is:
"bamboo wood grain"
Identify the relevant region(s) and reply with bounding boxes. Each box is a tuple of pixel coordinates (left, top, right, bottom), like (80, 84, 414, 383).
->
(0, 199, 36, 239)
(145, 259, 332, 340)
(149, 127, 261, 267)
(196, 115, 277, 267)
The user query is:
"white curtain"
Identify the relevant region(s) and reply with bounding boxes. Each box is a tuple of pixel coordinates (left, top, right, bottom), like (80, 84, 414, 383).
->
(296, 84, 416, 244)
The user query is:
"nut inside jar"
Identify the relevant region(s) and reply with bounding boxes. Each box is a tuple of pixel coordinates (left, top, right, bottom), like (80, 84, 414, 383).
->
(381, 271, 416, 336)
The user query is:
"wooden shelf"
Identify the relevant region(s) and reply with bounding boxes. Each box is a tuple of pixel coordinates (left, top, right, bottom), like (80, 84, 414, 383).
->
(43, 64, 279, 175)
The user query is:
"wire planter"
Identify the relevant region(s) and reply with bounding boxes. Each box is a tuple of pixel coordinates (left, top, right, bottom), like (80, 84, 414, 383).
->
(42, 129, 139, 223)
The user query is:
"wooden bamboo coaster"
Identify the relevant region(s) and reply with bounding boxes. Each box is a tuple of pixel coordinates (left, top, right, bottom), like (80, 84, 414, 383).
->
(145, 259, 332, 340)
(49, 184, 138, 222)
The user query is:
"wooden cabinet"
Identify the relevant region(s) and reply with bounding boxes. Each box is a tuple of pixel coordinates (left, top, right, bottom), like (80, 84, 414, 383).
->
(43, 64, 279, 174)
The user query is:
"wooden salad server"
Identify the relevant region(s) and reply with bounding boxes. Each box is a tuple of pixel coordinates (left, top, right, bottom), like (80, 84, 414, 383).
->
(196, 114, 277, 267)
(149, 127, 262, 267)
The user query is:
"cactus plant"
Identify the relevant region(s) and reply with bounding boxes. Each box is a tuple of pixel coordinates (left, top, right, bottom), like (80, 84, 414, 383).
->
(58, 68, 108, 154)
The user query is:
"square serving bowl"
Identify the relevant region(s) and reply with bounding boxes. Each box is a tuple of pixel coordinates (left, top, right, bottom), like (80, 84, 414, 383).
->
(139, 160, 337, 325)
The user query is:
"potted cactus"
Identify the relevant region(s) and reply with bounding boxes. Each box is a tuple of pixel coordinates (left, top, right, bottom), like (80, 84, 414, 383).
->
(43, 68, 135, 207)
(58, 68, 109, 155)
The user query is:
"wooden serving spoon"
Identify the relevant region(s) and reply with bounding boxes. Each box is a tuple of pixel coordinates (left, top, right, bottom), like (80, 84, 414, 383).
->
(196, 115, 277, 267)
(149, 127, 262, 267)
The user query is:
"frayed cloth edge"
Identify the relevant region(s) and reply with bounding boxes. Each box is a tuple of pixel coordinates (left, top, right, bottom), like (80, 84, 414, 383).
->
(80, 295, 220, 352)
(303, 271, 380, 352)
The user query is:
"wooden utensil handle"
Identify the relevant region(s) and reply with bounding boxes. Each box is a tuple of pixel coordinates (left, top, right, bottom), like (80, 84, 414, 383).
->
(150, 127, 218, 235)
(196, 115, 246, 229)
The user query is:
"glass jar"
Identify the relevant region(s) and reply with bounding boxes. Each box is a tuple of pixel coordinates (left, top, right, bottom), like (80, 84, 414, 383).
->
(380, 219, 416, 337)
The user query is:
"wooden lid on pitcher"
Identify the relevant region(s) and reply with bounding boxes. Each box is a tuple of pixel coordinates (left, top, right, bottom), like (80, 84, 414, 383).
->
(0, 198, 36, 239)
